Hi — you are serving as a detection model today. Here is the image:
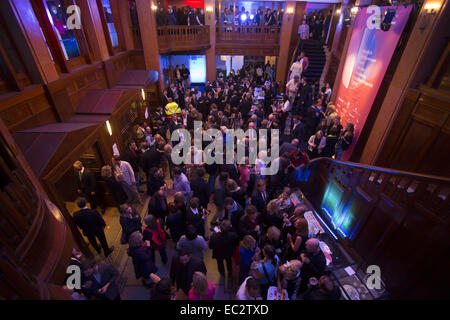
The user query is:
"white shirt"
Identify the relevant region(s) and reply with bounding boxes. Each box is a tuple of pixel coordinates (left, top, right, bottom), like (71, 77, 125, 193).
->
(236, 277, 258, 300)
(290, 61, 303, 78)
(282, 100, 291, 112)
(286, 79, 299, 94)
(298, 23, 310, 40)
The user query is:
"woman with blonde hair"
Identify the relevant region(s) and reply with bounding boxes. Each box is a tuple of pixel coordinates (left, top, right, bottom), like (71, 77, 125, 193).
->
(187, 272, 215, 300)
(284, 217, 309, 261)
(308, 130, 326, 159)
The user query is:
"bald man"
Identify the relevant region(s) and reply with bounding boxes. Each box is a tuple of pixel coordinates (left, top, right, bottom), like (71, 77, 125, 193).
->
(299, 238, 327, 293)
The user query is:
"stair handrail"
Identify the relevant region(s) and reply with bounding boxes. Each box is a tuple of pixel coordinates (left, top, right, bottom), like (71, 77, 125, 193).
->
(306, 157, 450, 184)
(286, 37, 302, 85)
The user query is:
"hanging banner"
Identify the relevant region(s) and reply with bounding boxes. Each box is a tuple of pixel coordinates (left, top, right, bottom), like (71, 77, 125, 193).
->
(335, 5, 412, 160)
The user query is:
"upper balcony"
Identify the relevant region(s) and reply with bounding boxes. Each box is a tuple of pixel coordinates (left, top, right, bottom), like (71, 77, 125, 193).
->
(215, 25, 281, 56)
(157, 26, 211, 53)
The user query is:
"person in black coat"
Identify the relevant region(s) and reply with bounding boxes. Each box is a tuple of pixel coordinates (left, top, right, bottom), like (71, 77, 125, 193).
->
(127, 231, 160, 287)
(291, 115, 307, 142)
(119, 204, 142, 244)
(142, 144, 164, 177)
(147, 167, 166, 197)
(190, 167, 210, 209)
(73, 198, 113, 257)
(170, 248, 207, 296)
(251, 180, 269, 216)
(299, 238, 327, 293)
(101, 165, 127, 207)
(148, 189, 168, 220)
(186, 197, 208, 238)
(226, 180, 246, 208)
(209, 220, 239, 276)
(165, 202, 184, 244)
(73, 161, 105, 214)
(81, 260, 121, 300)
(239, 205, 263, 241)
(223, 197, 245, 234)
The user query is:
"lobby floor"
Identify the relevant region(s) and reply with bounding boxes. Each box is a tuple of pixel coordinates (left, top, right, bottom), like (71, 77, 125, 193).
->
(70, 176, 238, 300)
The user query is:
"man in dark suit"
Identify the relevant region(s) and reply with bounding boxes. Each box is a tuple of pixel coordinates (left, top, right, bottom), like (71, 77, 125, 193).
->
(148, 189, 168, 220)
(73, 197, 113, 257)
(251, 180, 269, 216)
(223, 197, 244, 233)
(209, 220, 239, 277)
(297, 77, 311, 116)
(190, 168, 210, 209)
(82, 260, 121, 300)
(142, 143, 164, 177)
(73, 161, 105, 214)
(170, 248, 207, 296)
(291, 115, 307, 142)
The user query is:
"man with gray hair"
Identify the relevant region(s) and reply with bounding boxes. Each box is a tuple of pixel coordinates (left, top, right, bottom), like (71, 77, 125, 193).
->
(299, 238, 327, 293)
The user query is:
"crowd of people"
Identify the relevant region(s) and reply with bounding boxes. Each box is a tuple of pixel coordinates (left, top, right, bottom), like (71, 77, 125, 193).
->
(298, 10, 333, 43)
(63, 62, 352, 300)
(155, 5, 285, 27)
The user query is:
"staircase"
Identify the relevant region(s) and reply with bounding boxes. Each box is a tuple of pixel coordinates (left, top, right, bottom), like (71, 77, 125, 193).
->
(301, 40, 326, 84)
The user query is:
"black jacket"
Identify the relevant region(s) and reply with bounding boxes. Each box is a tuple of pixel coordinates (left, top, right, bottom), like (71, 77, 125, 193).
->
(119, 212, 142, 243)
(209, 230, 239, 259)
(142, 146, 163, 175)
(129, 245, 158, 280)
(124, 149, 141, 173)
(73, 208, 106, 237)
(239, 214, 262, 240)
(83, 263, 120, 300)
(75, 168, 96, 194)
(170, 255, 207, 295)
(251, 191, 269, 215)
(148, 195, 168, 220)
(190, 177, 210, 208)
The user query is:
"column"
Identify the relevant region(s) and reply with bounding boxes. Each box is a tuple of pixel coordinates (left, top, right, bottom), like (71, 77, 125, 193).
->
(6, 0, 59, 83)
(276, 1, 305, 88)
(359, 0, 449, 164)
(111, 0, 134, 51)
(78, 0, 110, 61)
(135, 0, 163, 89)
(205, 0, 216, 82)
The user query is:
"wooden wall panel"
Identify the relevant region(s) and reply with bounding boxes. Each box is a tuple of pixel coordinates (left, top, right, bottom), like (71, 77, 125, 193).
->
(0, 86, 58, 132)
(376, 87, 450, 177)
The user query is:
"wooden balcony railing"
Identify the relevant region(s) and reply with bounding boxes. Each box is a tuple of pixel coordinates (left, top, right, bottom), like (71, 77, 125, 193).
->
(298, 157, 450, 298)
(157, 26, 210, 53)
(216, 25, 281, 45)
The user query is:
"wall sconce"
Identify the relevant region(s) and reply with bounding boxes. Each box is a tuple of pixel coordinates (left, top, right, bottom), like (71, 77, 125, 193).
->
(350, 7, 358, 15)
(106, 121, 112, 136)
(286, 7, 294, 22)
(420, 2, 442, 31)
(151, 4, 158, 11)
(336, 9, 341, 15)
(423, 2, 441, 15)
(206, 5, 213, 20)
(141, 88, 146, 101)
